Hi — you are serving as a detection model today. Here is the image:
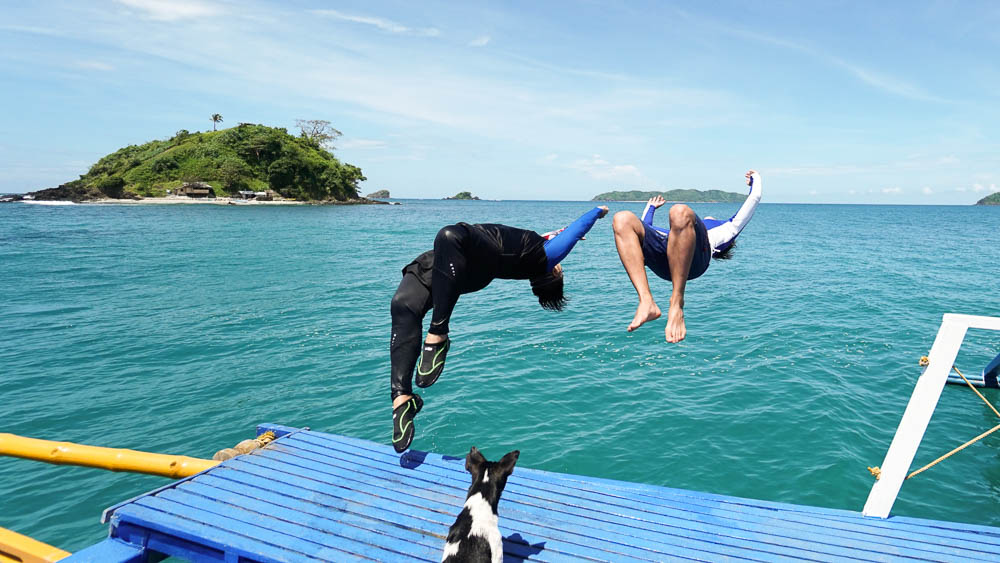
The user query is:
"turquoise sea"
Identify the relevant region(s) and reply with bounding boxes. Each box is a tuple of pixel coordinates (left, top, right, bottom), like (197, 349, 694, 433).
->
(1, 200, 999, 552)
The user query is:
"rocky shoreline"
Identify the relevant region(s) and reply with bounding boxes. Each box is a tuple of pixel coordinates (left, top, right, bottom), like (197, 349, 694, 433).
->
(1, 194, 388, 206)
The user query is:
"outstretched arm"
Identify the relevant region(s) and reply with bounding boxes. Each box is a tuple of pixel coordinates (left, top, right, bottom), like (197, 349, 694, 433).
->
(543, 205, 609, 271)
(706, 170, 762, 252)
(640, 195, 665, 226)
(729, 170, 762, 233)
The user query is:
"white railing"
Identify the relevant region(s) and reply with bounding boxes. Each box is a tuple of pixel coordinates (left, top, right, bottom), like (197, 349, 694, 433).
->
(863, 313, 1000, 518)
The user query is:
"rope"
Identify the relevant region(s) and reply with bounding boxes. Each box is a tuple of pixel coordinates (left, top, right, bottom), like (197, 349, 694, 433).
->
(906, 424, 1000, 480)
(952, 365, 1000, 418)
(869, 357, 1000, 481)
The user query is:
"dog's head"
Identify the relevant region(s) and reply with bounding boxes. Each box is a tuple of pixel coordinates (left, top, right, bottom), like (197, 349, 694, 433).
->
(464, 446, 519, 511)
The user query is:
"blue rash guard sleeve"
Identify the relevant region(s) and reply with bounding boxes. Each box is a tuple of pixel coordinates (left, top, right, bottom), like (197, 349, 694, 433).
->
(543, 206, 604, 271)
(640, 202, 656, 226)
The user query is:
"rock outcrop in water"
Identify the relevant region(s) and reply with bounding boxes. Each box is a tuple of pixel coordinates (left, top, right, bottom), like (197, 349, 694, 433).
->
(366, 189, 390, 198)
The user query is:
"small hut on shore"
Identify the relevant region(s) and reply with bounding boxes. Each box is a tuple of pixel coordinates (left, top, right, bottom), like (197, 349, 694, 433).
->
(175, 182, 215, 198)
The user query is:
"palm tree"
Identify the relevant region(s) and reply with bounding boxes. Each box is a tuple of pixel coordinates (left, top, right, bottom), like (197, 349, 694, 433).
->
(211, 114, 223, 131)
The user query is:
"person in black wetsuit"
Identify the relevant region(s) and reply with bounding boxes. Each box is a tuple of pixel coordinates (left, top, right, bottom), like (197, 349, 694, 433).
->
(390, 205, 609, 452)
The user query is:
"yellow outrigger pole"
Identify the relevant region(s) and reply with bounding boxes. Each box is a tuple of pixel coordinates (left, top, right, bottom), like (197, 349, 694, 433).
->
(0, 527, 70, 563)
(0, 431, 276, 561)
(0, 433, 218, 478)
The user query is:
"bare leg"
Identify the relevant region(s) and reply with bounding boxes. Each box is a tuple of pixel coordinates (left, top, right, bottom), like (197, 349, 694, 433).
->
(613, 211, 661, 331)
(665, 204, 696, 343)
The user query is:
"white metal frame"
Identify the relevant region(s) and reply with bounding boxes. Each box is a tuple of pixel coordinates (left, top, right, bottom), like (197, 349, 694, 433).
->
(863, 313, 1000, 518)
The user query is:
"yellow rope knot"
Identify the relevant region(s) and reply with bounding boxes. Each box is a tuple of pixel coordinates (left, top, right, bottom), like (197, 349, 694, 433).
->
(867, 466, 881, 480)
(918, 356, 929, 367)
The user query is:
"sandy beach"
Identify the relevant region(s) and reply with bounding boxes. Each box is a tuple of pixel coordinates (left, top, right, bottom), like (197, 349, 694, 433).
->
(88, 196, 308, 205)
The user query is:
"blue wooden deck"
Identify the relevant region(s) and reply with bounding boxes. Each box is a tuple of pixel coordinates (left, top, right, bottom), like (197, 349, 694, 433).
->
(68, 424, 1000, 562)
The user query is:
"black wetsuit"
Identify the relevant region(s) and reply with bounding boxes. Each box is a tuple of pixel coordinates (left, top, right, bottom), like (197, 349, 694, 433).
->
(390, 222, 548, 400)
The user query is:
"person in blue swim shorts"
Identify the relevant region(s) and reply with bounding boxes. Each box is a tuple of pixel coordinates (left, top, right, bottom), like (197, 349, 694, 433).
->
(612, 170, 761, 343)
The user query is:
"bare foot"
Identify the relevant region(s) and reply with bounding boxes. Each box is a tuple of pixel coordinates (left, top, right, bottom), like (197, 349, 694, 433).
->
(392, 394, 411, 409)
(627, 301, 661, 332)
(665, 304, 686, 343)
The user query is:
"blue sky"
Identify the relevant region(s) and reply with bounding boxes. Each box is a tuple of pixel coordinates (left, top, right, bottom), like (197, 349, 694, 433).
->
(2, 1, 998, 203)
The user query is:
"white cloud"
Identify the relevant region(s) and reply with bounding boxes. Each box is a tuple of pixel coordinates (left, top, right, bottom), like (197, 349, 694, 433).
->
(115, 0, 221, 22)
(922, 186, 933, 195)
(971, 183, 998, 193)
(882, 187, 903, 194)
(312, 9, 439, 37)
(691, 13, 947, 103)
(76, 61, 115, 71)
(469, 35, 491, 47)
(569, 154, 642, 180)
(829, 57, 944, 103)
(339, 139, 387, 150)
(956, 186, 968, 192)
(809, 190, 818, 196)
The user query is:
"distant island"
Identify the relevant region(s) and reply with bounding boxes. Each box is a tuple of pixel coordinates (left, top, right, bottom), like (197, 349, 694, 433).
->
(446, 191, 480, 200)
(976, 192, 1000, 206)
(366, 189, 390, 199)
(593, 189, 745, 202)
(16, 123, 369, 203)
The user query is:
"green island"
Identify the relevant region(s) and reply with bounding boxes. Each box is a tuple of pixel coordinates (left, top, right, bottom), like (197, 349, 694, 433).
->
(975, 192, 1000, 206)
(24, 123, 367, 203)
(366, 189, 390, 199)
(592, 189, 745, 202)
(446, 191, 480, 200)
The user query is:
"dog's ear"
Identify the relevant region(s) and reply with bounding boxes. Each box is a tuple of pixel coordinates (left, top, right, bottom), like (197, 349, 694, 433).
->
(496, 450, 520, 477)
(466, 446, 486, 474)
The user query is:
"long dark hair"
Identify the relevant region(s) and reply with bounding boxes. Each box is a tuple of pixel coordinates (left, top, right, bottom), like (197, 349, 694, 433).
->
(713, 239, 736, 260)
(530, 272, 566, 311)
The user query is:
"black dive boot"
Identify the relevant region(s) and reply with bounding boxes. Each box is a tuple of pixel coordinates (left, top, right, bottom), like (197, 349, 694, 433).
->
(392, 394, 423, 453)
(416, 338, 449, 388)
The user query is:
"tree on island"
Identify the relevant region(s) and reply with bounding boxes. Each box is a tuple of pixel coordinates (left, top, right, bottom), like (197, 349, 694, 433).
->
(211, 113, 223, 131)
(592, 188, 744, 202)
(447, 191, 480, 200)
(24, 123, 367, 202)
(296, 119, 342, 151)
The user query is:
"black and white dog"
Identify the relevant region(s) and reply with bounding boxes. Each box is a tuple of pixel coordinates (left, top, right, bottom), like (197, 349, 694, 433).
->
(442, 447, 519, 563)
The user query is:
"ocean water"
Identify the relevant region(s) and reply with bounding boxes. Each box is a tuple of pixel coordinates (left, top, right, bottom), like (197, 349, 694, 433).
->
(1, 199, 998, 552)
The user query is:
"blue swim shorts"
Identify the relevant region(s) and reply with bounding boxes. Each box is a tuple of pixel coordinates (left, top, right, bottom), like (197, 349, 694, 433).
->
(640, 215, 711, 282)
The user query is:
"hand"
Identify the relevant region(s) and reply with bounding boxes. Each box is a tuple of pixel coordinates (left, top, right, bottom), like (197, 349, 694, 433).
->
(745, 169, 758, 186)
(648, 195, 666, 208)
(597, 205, 609, 218)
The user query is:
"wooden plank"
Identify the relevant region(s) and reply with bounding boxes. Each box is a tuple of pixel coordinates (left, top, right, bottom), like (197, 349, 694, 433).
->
(113, 503, 324, 562)
(62, 538, 145, 563)
(150, 487, 432, 562)
(244, 442, 958, 562)
(131, 495, 380, 562)
(101, 425, 1000, 562)
(268, 433, 997, 559)
(187, 475, 563, 563)
(225, 455, 701, 561)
